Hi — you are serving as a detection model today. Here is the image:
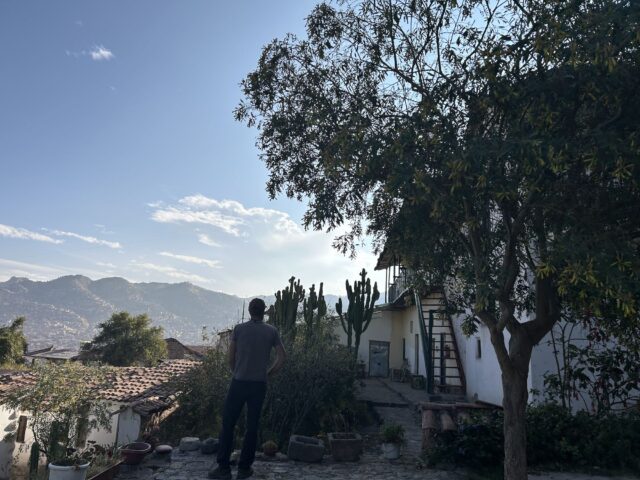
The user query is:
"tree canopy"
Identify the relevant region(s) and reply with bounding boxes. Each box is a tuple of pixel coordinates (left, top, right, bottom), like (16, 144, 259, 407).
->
(0, 316, 27, 365)
(82, 311, 167, 367)
(237, 1, 640, 478)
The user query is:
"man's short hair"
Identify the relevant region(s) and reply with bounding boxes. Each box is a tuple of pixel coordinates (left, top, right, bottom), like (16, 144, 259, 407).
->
(248, 298, 266, 319)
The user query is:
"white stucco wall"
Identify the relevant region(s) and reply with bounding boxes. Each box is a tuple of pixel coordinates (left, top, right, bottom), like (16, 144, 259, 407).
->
(451, 317, 505, 406)
(0, 402, 141, 473)
(116, 407, 141, 446)
(335, 310, 399, 375)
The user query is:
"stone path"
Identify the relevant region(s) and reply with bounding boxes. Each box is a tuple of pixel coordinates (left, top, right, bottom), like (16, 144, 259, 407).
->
(116, 449, 460, 480)
(356, 379, 424, 458)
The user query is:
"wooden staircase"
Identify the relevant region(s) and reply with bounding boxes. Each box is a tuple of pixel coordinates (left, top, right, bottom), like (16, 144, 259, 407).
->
(415, 292, 466, 397)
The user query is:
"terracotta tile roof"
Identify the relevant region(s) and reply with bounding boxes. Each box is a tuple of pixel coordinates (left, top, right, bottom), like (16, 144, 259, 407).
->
(0, 360, 199, 416)
(0, 371, 36, 400)
(100, 360, 198, 415)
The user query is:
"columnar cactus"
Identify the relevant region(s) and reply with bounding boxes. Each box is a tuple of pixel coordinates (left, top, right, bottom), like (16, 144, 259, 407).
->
(336, 269, 380, 362)
(302, 282, 327, 339)
(267, 276, 304, 340)
(28, 442, 40, 479)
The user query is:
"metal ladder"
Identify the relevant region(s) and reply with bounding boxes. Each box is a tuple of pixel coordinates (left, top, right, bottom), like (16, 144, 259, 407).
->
(415, 292, 466, 396)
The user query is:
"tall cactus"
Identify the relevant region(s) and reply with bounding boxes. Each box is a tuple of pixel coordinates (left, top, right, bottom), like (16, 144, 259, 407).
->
(336, 269, 380, 362)
(267, 276, 304, 340)
(28, 442, 40, 479)
(302, 282, 327, 340)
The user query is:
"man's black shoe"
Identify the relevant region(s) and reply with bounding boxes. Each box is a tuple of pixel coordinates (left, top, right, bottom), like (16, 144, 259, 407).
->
(237, 466, 254, 479)
(208, 466, 232, 479)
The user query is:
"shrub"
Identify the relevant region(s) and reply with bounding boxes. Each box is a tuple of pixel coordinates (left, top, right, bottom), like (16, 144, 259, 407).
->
(260, 319, 360, 445)
(381, 424, 405, 444)
(429, 404, 640, 473)
(162, 318, 365, 448)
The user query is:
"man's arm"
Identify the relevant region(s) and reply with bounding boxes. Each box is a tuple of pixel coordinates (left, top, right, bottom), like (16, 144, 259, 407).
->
(227, 340, 236, 372)
(267, 344, 286, 378)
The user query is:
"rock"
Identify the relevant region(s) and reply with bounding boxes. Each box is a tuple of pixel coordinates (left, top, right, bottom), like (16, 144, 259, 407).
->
(230, 449, 241, 465)
(200, 438, 219, 455)
(287, 435, 325, 463)
(179, 437, 201, 452)
(155, 444, 173, 454)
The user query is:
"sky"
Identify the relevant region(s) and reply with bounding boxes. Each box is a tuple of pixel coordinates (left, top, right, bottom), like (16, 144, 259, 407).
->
(0, 1, 385, 297)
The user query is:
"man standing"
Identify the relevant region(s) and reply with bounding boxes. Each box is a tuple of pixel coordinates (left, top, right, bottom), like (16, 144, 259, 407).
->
(209, 298, 286, 479)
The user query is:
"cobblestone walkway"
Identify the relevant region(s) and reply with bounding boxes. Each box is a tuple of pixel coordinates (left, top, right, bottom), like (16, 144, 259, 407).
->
(116, 450, 460, 480)
(357, 379, 424, 458)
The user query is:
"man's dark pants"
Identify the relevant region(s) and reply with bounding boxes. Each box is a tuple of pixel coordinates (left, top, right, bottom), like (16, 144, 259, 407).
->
(217, 379, 267, 470)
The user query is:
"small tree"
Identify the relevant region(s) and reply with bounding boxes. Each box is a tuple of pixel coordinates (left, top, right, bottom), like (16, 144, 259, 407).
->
(82, 311, 167, 367)
(4, 362, 112, 464)
(336, 269, 380, 362)
(237, 1, 640, 477)
(0, 317, 27, 365)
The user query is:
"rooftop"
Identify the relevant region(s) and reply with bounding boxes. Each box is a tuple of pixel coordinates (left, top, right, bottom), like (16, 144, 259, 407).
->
(0, 359, 199, 416)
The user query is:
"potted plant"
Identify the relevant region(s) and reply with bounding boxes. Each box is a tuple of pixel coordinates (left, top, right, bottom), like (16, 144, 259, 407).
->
(380, 424, 404, 460)
(5, 362, 113, 480)
(261, 440, 278, 457)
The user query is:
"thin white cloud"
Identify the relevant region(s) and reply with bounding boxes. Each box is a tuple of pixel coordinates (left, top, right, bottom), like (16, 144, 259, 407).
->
(159, 252, 221, 269)
(130, 262, 208, 283)
(0, 258, 67, 281)
(65, 45, 114, 61)
(147, 194, 386, 296)
(89, 45, 114, 61)
(198, 233, 221, 247)
(0, 224, 63, 244)
(151, 194, 301, 239)
(47, 230, 122, 249)
(151, 206, 244, 236)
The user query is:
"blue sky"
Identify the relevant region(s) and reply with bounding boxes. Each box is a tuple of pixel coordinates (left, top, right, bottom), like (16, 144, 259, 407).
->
(0, 1, 384, 296)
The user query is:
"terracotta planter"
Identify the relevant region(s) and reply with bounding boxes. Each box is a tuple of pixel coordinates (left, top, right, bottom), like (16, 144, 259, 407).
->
(328, 433, 362, 462)
(87, 461, 122, 480)
(120, 442, 152, 465)
(48, 462, 90, 480)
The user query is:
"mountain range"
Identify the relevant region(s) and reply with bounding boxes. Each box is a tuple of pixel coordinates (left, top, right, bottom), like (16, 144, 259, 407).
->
(0, 275, 344, 349)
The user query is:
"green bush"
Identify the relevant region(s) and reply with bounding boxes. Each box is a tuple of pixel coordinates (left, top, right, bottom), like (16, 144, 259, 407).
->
(260, 319, 361, 445)
(381, 424, 405, 444)
(429, 404, 640, 474)
(162, 319, 366, 447)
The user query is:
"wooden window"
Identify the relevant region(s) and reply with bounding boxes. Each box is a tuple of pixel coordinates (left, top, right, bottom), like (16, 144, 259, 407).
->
(16, 415, 27, 443)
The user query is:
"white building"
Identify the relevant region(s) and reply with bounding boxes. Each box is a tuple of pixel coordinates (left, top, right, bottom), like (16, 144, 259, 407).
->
(335, 256, 563, 408)
(0, 360, 198, 479)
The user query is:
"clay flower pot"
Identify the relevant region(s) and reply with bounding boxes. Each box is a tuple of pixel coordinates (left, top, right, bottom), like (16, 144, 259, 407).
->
(120, 442, 152, 465)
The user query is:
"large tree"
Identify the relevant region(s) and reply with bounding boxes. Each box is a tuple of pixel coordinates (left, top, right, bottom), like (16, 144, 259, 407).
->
(236, 1, 640, 478)
(0, 316, 27, 365)
(82, 311, 167, 366)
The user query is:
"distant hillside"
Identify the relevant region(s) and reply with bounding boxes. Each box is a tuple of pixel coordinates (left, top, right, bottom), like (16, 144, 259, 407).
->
(0, 275, 346, 349)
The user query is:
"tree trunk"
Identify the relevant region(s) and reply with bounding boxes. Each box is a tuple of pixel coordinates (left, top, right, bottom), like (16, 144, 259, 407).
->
(502, 361, 530, 480)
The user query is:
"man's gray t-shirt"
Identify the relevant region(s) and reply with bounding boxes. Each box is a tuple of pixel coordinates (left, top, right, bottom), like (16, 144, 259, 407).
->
(232, 320, 282, 382)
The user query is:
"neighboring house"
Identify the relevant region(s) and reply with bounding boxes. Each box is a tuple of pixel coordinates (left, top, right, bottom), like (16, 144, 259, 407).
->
(0, 359, 198, 478)
(23, 346, 81, 364)
(216, 329, 233, 353)
(335, 252, 560, 408)
(164, 338, 212, 360)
